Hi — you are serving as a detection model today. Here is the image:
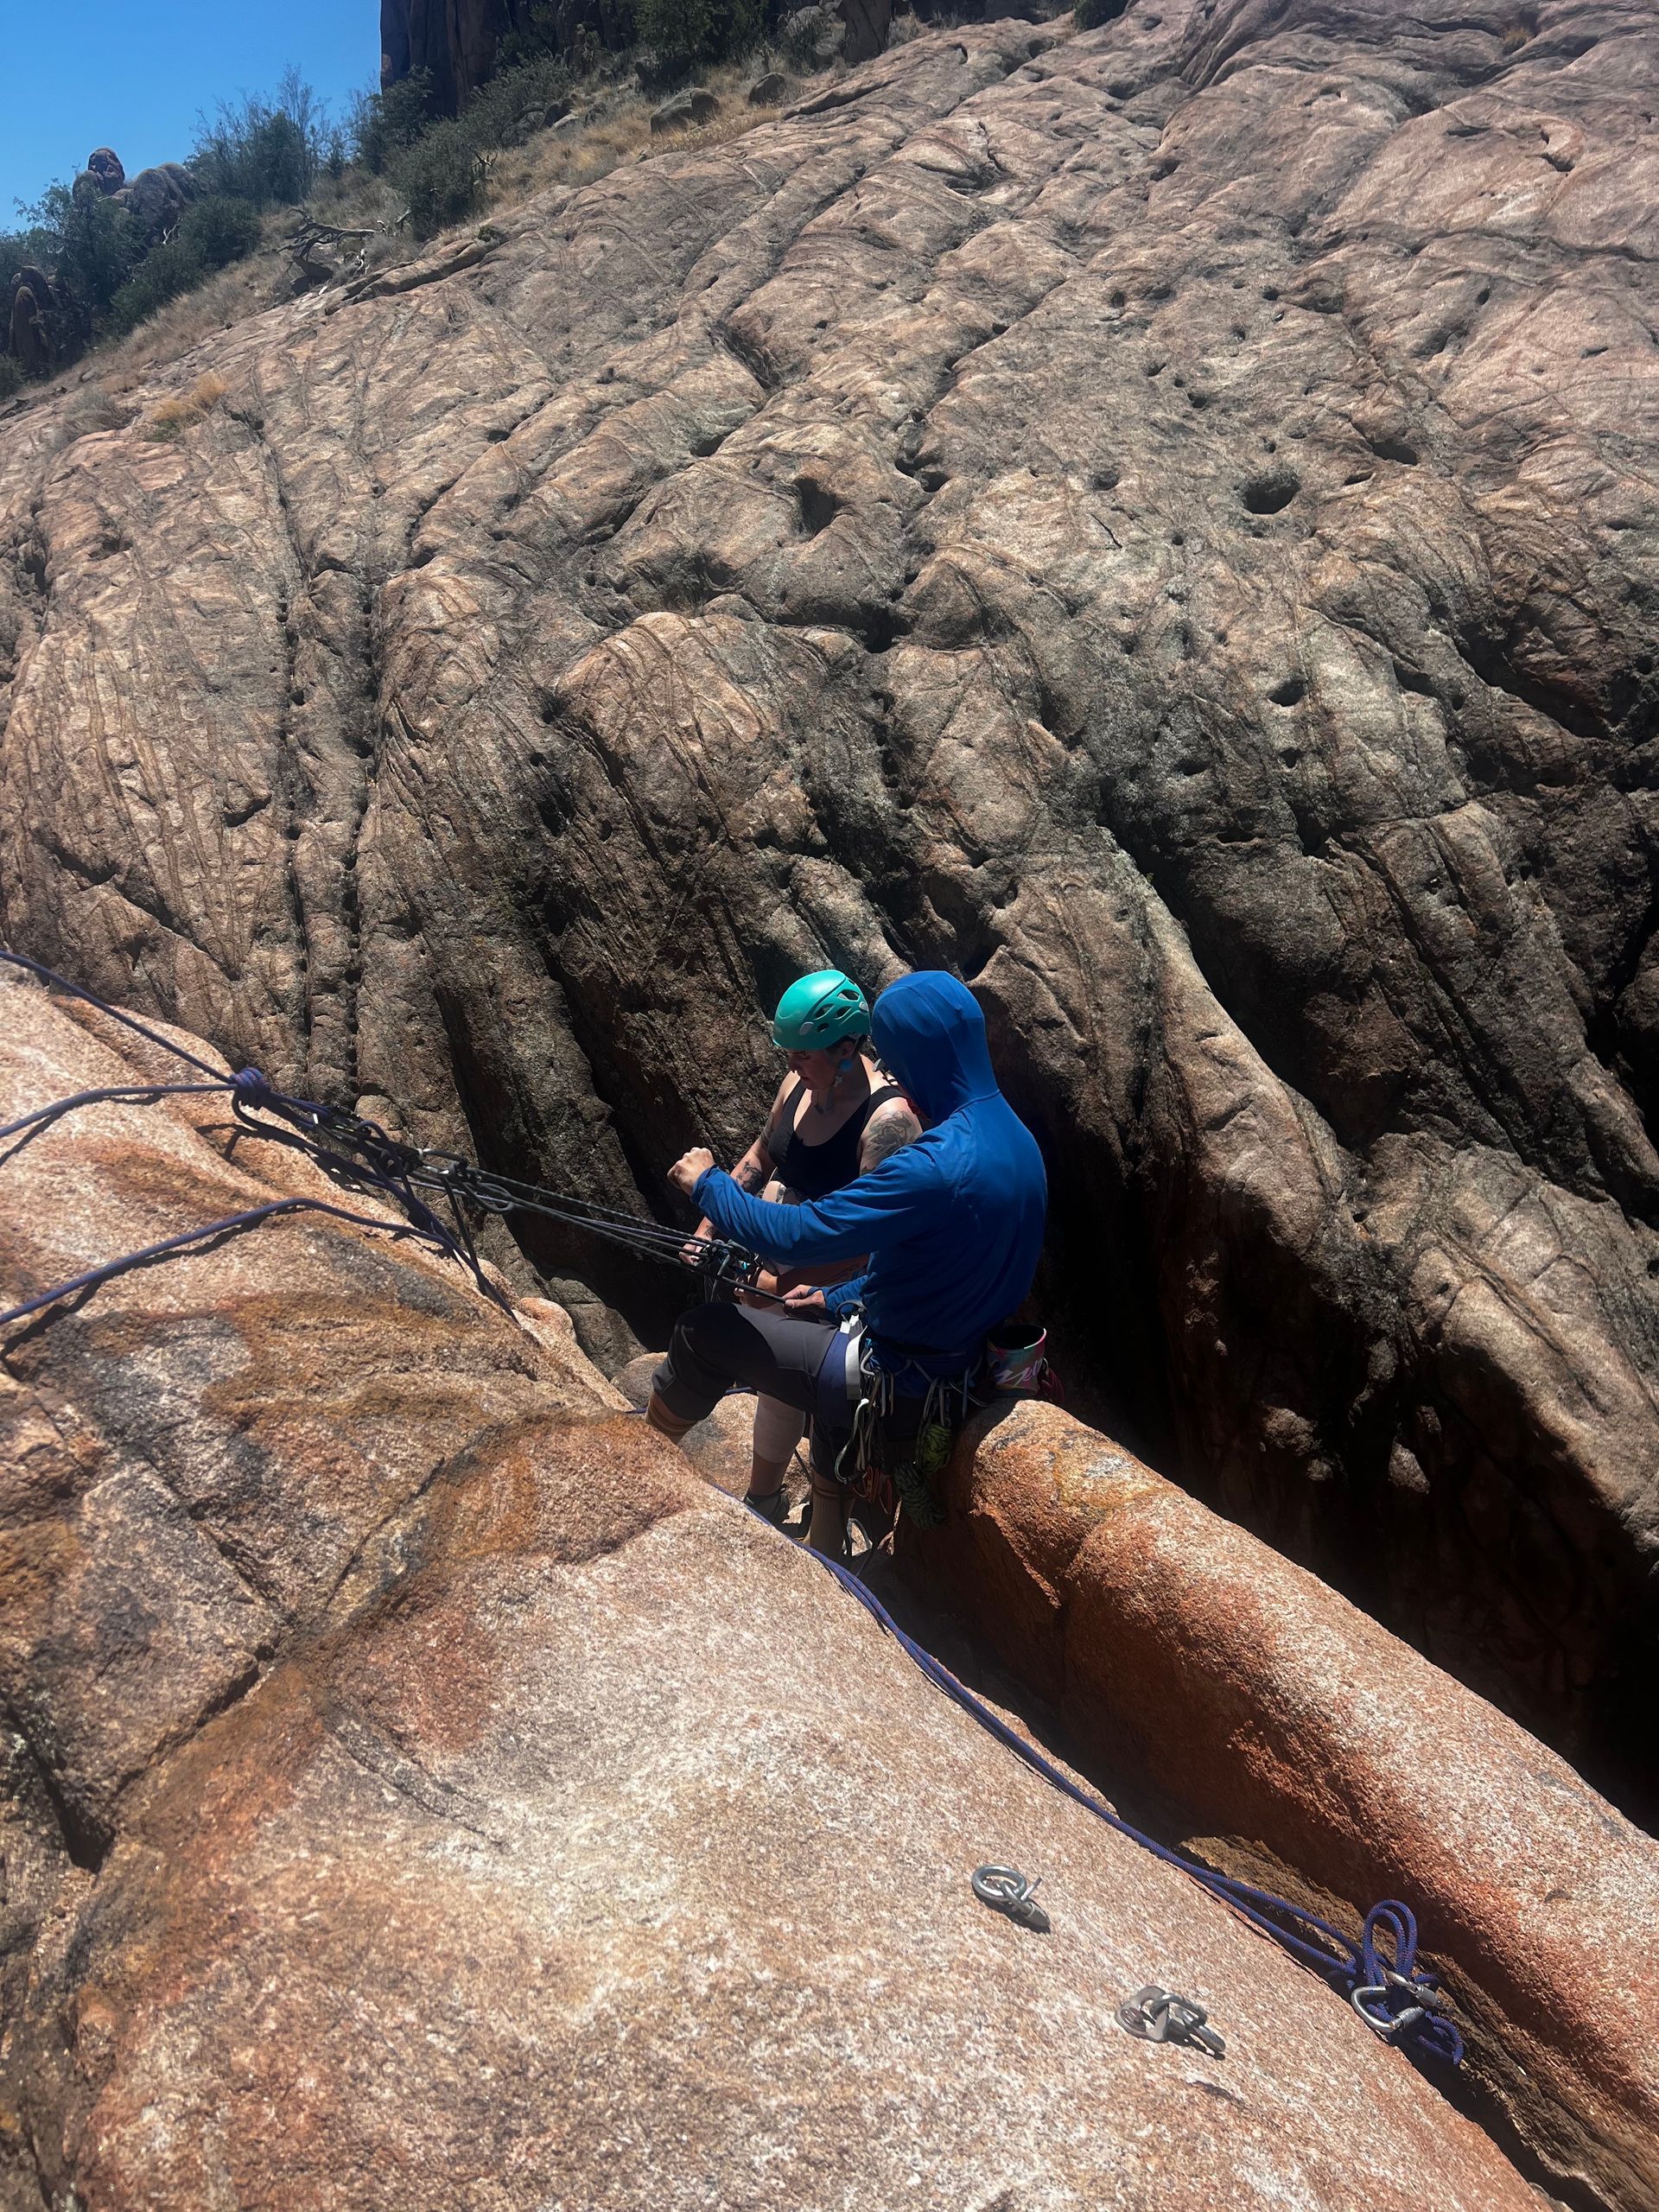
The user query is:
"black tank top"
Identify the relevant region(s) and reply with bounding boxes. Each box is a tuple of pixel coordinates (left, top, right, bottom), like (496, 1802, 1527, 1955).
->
(774, 1077, 905, 1202)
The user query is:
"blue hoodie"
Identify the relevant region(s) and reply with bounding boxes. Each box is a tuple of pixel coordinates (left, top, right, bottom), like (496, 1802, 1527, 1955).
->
(693, 971, 1047, 1385)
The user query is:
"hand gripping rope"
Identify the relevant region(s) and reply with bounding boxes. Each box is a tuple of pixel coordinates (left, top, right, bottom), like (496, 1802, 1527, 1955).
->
(0, 950, 767, 1331)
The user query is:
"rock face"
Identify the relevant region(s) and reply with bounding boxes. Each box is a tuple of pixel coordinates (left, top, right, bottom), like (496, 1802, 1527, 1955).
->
(381, 0, 635, 112)
(83, 148, 126, 194)
(73, 146, 199, 241)
(113, 160, 197, 242)
(0, 970, 1549, 2211)
(3, 2, 1658, 1816)
(3, 270, 54, 378)
(651, 86, 721, 132)
(911, 1397, 1659, 2212)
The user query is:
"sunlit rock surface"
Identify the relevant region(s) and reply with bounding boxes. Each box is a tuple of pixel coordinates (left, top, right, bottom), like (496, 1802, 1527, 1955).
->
(912, 1396, 1659, 2212)
(2, 0, 1657, 1810)
(0, 972, 1554, 2211)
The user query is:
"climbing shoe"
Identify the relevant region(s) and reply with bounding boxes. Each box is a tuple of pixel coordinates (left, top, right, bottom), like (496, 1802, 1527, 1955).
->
(742, 1486, 789, 1524)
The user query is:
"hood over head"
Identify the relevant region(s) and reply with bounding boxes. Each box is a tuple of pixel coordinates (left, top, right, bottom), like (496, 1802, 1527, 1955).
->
(870, 972, 998, 1125)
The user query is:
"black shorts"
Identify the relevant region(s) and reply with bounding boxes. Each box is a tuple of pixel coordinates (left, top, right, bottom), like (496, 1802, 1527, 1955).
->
(652, 1303, 924, 1479)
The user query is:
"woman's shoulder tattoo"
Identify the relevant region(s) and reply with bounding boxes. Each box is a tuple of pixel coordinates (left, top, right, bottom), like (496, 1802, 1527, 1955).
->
(862, 1101, 920, 1167)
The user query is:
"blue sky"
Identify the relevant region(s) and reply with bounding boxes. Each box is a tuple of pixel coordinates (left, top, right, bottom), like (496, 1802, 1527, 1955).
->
(4, 0, 384, 220)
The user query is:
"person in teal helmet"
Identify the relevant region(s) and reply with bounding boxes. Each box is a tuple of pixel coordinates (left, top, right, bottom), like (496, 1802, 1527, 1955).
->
(683, 968, 918, 1530)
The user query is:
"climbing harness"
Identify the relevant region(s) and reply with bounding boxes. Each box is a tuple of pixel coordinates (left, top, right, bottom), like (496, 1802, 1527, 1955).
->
(0, 950, 772, 1332)
(788, 1532, 1463, 2068)
(0, 949, 1464, 2070)
(971, 1863, 1051, 1933)
(831, 1331, 1056, 1539)
(1116, 1986, 1226, 2060)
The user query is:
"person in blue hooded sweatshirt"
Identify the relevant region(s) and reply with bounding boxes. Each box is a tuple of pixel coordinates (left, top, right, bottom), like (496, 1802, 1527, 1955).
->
(651, 970, 1047, 1553)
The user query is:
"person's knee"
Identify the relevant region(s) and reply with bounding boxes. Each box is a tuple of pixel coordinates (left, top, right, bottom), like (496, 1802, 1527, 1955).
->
(657, 1305, 734, 1421)
(650, 1355, 707, 1424)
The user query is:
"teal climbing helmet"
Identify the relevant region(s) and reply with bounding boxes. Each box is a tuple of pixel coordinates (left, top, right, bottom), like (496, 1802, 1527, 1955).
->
(771, 969, 870, 1052)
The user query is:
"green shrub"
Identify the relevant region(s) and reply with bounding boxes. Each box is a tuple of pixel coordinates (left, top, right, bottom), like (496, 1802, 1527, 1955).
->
(181, 194, 263, 269)
(8, 185, 144, 351)
(105, 194, 260, 335)
(349, 70, 437, 175)
(497, 2, 565, 66)
(635, 0, 763, 71)
(389, 119, 487, 238)
(0, 356, 22, 401)
(190, 69, 327, 206)
(106, 238, 205, 334)
(462, 54, 572, 145)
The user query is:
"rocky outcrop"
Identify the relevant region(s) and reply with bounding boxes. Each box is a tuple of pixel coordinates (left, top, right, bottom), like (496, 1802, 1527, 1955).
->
(381, 0, 637, 112)
(114, 160, 197, 241)
(74, 147, 198, 241)
(3, 268, 54, 378)
(910, 1397, 1659, 2212)
(779, 0, 893, 69)
(651, 86, 721, 131)
(83, 148, 125, 194)
(0, 969, 1551, 2210)
(3, 1, 1657, 1818)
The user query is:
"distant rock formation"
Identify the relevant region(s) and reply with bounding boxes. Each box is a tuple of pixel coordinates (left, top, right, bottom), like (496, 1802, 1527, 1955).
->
(381, 0, 636, 112)
(84, 145, 125, 193)
(73, 145, 197, 240)
(4, 265, 55, 376)
(380, 0, 887, 109)
(116, 159, 197, 240)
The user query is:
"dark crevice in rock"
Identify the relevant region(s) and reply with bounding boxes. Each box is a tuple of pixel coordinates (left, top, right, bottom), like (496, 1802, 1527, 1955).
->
(4, 1719, 107, 1874)
(1240, 467, 1300, 514)
(715, 318, 784, 394)
(795, 474, 842, 537)
(1586, 865, 1659, 1139)
(1447, 616, 1605, 748)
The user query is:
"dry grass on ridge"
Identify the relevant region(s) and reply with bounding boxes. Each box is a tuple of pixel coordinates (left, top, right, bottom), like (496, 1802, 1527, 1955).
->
(55, 55, 793, 404)
(7, 20, 972, 422)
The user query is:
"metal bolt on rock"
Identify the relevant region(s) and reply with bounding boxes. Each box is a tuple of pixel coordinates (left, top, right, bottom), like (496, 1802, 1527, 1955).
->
(1116, 1986, 1226, 2060)
(971, 1864, 1051, 1932)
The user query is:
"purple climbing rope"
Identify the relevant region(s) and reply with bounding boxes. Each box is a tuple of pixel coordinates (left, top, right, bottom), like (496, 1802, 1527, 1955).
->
(804, 1539, 1464, 2065)
(0, 1196, 461, 1331)
(0, 948, 502, 1325)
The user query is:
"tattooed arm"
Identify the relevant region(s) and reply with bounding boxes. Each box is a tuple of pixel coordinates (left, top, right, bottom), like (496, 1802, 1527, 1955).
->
(772, 1095, 922, 1293)
(857, 1096, 921, 1177)
(683, 1077, 790, 1262)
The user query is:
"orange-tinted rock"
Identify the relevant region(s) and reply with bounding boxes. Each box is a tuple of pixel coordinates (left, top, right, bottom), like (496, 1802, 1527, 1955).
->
(4, 5, 1657, 1807)
(912, 1398, 1659, 2212)
(0, 971, 626, 1851)
(0, 973, 1552, 2212)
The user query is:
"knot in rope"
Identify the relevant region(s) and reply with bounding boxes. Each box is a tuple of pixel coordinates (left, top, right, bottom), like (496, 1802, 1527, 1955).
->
(230, 1068, 275, 1110)
(1351, 1903, 1463, 2062)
